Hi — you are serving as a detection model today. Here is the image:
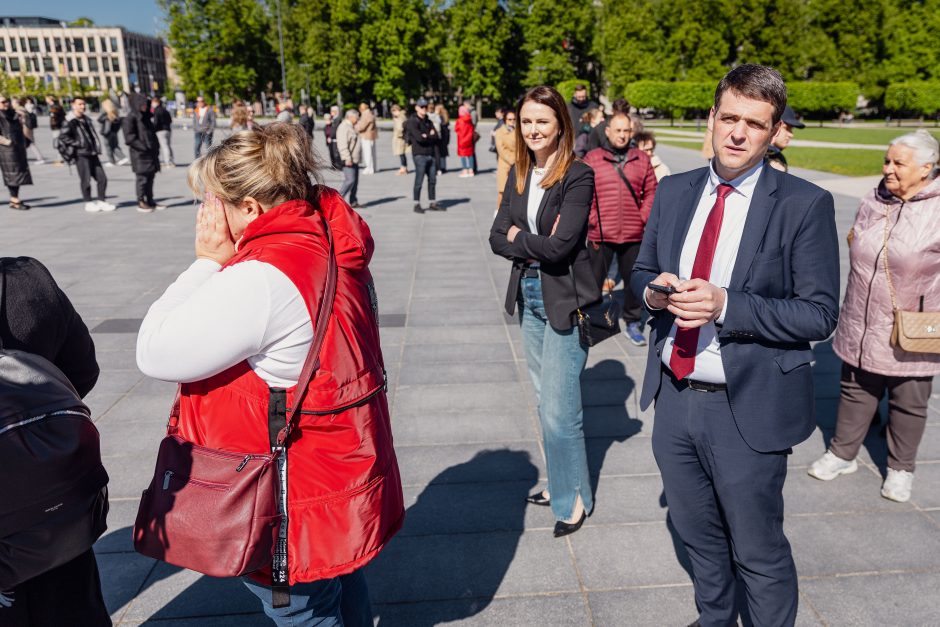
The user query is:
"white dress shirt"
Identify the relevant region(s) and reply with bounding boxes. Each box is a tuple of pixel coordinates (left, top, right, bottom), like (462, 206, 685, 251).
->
(527, 169, 546, 234)
(137, 259, 313, 387)
(659, 161, 764, 383)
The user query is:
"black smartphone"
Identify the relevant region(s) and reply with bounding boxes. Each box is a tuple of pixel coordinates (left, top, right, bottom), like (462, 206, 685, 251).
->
(647, 283, 677, 295)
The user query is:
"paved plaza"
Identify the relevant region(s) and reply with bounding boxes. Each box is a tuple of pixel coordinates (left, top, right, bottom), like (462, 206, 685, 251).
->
(5, 120, 939, 625)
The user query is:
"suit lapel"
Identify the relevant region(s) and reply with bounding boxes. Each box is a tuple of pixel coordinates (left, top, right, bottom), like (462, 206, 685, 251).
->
(670, 170, 710, 274)
(728, 166, 779, 289)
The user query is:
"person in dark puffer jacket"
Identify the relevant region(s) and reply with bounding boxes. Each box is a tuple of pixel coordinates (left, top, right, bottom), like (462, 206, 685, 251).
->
(583, 110, 657, 346)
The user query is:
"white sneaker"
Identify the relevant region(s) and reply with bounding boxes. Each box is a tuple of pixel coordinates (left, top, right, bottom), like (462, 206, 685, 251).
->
(84, 201, 102, 213)
(97, 201, 117, 212)
(881, 468, 913, 502)
(807, 450, 858, 481)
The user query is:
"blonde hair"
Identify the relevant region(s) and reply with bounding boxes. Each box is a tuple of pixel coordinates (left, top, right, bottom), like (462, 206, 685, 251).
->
(188, 122, 324, 207)
(101, 98, 119, 121)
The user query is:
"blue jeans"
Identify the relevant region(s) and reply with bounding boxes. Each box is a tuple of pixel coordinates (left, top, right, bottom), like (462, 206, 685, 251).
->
(518, 277, 593, 521)
(460, 155, 474, 170)
(243, 570, 372, 626)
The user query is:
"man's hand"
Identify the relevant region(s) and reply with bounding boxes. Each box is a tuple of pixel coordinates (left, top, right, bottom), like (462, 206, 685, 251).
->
(508, 225, 521, 243)
(195, 193, 235, 265)
(667, 278, 725, 329)
(646, 273, 680, 309)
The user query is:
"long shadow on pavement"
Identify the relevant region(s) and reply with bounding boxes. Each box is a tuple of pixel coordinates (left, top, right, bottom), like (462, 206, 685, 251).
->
(365, 449, 538, 626)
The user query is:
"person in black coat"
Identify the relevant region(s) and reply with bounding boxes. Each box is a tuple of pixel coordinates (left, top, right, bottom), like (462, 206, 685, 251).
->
(0, 256, 109, 627)
(489, 85, 598, 538)
(0, 96, 32, 210)
(122, 93, 162, 212)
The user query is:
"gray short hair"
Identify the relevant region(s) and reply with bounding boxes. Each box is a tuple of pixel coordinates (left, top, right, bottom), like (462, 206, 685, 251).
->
(890, 130, 940, 178)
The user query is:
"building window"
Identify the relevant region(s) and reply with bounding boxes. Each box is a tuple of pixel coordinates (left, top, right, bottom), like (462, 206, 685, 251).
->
(76, 57, 83, 71)
(43, 57, 53, 72)
(110, 37, 118, 52)
(54, 38, 62, 52)
(103, 56, 110, 71)
(10, 57, 19, 72)
(73, 38, 84, 52)
(88, 37, 95, 52)
(88, 57, 98, 71)
(67, 57, 73, 72)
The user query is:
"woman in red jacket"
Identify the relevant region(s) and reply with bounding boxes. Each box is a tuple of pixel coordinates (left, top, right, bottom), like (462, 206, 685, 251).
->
(455, 105, 476, 177)
(137, 123, 404, 625)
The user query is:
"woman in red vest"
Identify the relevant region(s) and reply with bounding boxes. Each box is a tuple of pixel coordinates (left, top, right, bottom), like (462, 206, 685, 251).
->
(137, 123, 404, 625)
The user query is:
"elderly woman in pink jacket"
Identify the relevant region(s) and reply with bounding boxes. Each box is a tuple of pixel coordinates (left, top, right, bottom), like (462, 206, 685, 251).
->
(809, 130, 940, 502)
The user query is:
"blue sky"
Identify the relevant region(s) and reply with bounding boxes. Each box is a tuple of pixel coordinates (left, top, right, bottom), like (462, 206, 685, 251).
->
(6, 2, 164, 37)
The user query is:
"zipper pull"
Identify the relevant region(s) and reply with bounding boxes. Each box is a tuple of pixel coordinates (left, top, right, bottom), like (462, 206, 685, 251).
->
(236, 455, 251, 472)
(162, 470, 173, 490)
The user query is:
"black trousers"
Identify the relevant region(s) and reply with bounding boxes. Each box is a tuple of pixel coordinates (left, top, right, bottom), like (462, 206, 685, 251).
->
(587, 240, 643, 322)
(413, 154, 436, 202)
(1, 548, 111, 626)
(76, 156, 107, 202)
(135, 172, 155, 205)
(653, 371, 797, 627)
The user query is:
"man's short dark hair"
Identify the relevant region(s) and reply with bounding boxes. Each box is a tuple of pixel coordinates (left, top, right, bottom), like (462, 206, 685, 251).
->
(713, 64, 787, 124)
(611, 98, 630, 115)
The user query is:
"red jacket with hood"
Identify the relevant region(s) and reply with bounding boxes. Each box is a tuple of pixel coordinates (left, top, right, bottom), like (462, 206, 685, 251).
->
(583, 143, 657, 243)
(176, 187, 404, 584)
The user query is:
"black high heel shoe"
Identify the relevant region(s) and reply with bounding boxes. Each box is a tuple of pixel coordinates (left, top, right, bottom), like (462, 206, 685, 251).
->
(525, 491, 551, 506)
(553, 511, 586, 538)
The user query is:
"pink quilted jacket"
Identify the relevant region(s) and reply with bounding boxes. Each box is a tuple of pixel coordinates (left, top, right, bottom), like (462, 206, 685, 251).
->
(832, 177, 940, 376)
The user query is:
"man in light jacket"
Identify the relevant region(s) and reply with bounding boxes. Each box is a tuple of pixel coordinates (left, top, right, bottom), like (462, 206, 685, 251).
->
(355, 102, 378, 174)
(192, 96, 215, 158)
(336, 109, 362, 208)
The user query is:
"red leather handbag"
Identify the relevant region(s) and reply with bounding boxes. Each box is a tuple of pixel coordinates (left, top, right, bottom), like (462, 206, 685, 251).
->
(133, 224, 337, 581)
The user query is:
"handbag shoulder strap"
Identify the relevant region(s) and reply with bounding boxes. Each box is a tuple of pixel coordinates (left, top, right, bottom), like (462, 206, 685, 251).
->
(166, 219, 338, 446)
(613, 160, 641, 208)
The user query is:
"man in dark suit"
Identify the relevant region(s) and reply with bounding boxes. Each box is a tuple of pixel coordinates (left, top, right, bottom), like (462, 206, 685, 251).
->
(630, 65, 840, 626)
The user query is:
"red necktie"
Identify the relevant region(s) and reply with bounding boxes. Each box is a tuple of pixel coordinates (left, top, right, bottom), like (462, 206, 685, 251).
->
(669, 183, 734, 380)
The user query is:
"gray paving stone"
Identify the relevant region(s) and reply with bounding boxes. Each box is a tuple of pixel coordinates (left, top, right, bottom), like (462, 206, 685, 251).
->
(364, 529, 580, 604)
(372, 593, 590, 626)
(390, 407, 537, 446)
(787, 511, 940, 576)
(570, 522, 694, 589)
(800, 572, 940, 626)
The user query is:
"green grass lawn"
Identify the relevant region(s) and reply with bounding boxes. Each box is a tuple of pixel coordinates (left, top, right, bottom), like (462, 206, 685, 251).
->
(657, 138, 884, 177)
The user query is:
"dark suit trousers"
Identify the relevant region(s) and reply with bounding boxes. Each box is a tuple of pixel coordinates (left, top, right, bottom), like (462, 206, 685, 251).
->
(653, 370, 797, 627)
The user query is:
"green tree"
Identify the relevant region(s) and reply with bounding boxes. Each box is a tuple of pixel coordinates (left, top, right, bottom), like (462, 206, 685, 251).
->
(594, 0, 668, 96)
(357, 0, 435, 103)
(442, 0, 513, 103)
(159, 0, 278, 100)
(520, 0, 596, 89)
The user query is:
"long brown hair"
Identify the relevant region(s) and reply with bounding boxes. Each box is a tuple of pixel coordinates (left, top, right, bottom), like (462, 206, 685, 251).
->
(514, 85, 576, 195)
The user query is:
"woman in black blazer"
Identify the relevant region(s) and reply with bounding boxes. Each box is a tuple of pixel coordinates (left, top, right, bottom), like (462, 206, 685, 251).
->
(489, 86, 599, 537)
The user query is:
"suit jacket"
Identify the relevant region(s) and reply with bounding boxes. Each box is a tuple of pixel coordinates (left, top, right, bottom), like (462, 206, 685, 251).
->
(490, 160, 600, 331)
(630, 164, 840, 452)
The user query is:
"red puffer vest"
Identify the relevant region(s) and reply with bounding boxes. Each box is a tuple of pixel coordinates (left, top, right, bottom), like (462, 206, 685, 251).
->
(583, 145, 657, 243)
(176, 187, 404, 584)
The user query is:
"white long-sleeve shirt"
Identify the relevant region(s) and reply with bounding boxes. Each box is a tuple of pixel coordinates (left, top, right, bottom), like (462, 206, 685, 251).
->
(136, 259, 312, 387)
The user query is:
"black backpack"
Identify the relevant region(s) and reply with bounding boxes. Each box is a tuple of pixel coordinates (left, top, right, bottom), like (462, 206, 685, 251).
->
(0, 331, 109, 590)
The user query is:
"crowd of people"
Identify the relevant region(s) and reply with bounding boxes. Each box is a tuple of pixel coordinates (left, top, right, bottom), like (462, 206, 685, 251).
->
(3, 64, 940, 627)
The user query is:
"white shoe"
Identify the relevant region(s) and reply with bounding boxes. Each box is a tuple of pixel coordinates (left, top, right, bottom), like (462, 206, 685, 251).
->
(97, 201, 116, 212)
(84, 201, 102, 213)
(881, 468, 913, 502)
(807, 450, 858, 481)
